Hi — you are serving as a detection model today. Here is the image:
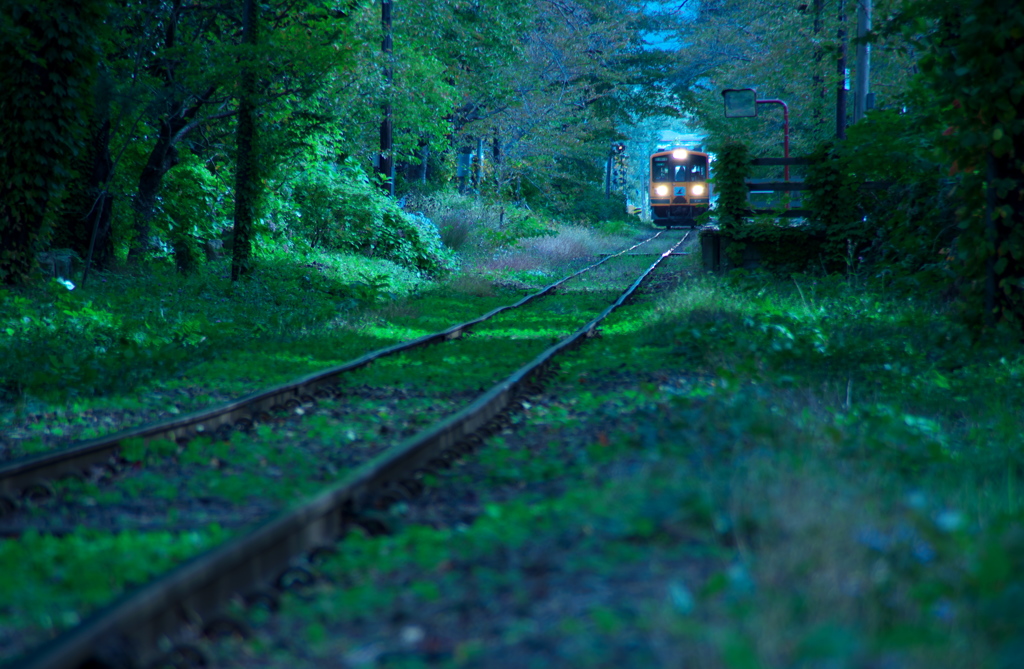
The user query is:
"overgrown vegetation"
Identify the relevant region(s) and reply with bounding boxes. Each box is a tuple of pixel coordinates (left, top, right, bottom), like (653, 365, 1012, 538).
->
(697, 1, 1024, 335)
(0, 224, 643, 654)
(178, 260, 1024, 669)
(2, 0, 1023, 666)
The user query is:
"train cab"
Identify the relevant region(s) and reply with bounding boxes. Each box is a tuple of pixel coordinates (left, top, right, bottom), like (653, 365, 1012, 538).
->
(649, 148, 711, 227)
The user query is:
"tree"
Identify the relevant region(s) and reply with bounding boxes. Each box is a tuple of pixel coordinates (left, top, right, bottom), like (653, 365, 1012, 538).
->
(231, 0, 259, 280)
(120, 0, 237, 262)
(51, 74, 116, 275)
(671, 0, 916, 156)
(905, 0, 1024, 330)
(0, 0, 108, 284)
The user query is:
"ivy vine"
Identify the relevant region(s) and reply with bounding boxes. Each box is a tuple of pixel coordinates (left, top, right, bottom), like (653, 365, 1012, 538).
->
(0, 0, 108, 285)
(713, 141, 752, 236)
(804, 141, 867, 271)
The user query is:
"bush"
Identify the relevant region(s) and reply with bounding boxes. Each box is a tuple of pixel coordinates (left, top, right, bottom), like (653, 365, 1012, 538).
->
(833, 112, 957, 289)
(283, 160, 456, 276)
(407, 192, 555, 257)
(153, 149, 232, 273)
(0, 279, 206, 400)
(709, 140, 752, 236)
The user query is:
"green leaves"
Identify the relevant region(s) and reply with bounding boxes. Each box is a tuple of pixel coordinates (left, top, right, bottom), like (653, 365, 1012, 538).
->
(903, 0, 1024, 332)
(282, 159, 455, 275)
(0, 525, 231, 646)
(804, 140, 868, 268)
(713, 141, 753, 236)
(0, 0, 109, 285)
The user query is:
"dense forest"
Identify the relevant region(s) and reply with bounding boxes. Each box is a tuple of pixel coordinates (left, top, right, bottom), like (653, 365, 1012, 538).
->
(2, 0, 1022, 331)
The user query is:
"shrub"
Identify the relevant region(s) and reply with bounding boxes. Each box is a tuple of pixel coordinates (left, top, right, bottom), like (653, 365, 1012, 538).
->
(804, 140, 867, 268)
(153, 149, 232, 273)
(407, 192, 554, 258)
(710, 140, 752, 236)
(0, 279, 206, 400)
(283, 160, 455, 276)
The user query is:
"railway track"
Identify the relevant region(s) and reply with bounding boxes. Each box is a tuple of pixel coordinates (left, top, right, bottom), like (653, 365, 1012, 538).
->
(9, 229, 692, 669)
(0, 230, 670, 514)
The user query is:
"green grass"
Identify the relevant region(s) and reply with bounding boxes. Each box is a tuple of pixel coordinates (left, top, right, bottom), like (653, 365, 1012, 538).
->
(16, 224, 1019, 667)
(0, 224, 656, 664)
(0, 525, 233, 657)
(201, 260, 1024, 669)
(0, 248, 431, 406)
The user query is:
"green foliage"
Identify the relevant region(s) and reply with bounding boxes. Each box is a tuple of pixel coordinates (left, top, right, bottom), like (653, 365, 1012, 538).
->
(804, 140, 867, 267)
(282, 160, 455, 276)
(906, 0, 1024, 331)
(0, 0, 108, 284)
(712, 141, 752, 236)
(407, 192, 555, 258)
(0, 526, 230, 639)
(0, 279, 207, 401)
(841, 110, 958, 288)
(154, 149, 231, 271)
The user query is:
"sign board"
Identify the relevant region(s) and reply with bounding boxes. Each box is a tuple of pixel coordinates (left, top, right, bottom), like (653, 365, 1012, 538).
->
(722, 88, 758, 118)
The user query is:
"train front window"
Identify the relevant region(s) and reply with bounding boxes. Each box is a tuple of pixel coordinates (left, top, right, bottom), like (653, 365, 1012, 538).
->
(652, 155, 708, 182)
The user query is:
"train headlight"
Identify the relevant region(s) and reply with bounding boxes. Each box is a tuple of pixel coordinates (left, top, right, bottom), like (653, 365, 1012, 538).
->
(691, 184, 706, 196)
(655, 184, 669, 196)
(672, 149, 688, 160)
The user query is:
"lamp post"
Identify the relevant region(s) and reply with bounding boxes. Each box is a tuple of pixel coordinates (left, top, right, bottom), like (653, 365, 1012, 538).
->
(721, 88, 791, 181)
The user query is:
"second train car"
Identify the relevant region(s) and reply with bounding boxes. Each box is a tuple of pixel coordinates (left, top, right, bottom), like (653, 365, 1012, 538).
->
(649, 148, 710, 227)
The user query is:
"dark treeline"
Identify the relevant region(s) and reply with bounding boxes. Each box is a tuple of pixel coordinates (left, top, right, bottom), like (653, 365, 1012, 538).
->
(1, 0, 1021, 333)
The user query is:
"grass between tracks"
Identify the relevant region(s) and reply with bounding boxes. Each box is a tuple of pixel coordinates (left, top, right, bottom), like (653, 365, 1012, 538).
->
(0, 222, 643, 660)
(206, 265, 1024, 669)
(4, 222, 1023, 667)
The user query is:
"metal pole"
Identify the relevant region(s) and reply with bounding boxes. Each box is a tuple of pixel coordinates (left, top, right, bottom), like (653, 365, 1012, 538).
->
(854, 0, 871, 123)
(781, 103, 790, 181)
(836, 0, 848, 139)
(379, 0, 394, 196)
(475, 137, 484, 191)
(985, 153, 996, 326)
(812, 0, 825, 133)
(605, 148, 612, 199)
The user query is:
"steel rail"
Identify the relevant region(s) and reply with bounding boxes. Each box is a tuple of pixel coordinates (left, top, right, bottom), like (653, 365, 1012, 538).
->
(0, 232, 667, 509)
(11, 231, 691, 669)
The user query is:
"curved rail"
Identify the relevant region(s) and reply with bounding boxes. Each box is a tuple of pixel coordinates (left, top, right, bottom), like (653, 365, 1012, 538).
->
(0, 231, 666, 509)
(11, 231, 690, 669)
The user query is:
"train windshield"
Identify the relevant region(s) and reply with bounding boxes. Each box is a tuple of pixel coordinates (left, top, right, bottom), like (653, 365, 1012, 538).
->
(651, 155, 708, 182)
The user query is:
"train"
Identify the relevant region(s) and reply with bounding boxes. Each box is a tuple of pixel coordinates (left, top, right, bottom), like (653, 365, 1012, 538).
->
(649, 148, 711, 227)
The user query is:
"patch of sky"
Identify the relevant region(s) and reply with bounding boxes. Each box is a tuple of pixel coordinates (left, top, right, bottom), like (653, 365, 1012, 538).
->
(641, 1, 699, 51)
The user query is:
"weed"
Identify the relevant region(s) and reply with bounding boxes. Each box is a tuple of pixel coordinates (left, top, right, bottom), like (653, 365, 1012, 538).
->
(0, 526, 232, 656)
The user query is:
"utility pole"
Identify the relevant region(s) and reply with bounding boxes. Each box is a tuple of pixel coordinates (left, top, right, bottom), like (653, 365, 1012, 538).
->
(836, 0, 848, 139)
(854, 0, 872, 123)
(379, 0, 394, 196)
(812, 0, 826, 133)
(605, 147, 612, 199)
(474, 137, 484, 191)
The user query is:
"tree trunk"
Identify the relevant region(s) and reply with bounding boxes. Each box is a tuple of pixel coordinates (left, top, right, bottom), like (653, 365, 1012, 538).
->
(811, 0, 826, 135)
(87, 119, 115, 270)
(126, 123, 179, 263)
(59, 116, 115, 276)
(126, 84, 217, 263)
(231, 0, 259, 281)
(0, 0, 104, 285)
